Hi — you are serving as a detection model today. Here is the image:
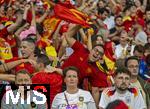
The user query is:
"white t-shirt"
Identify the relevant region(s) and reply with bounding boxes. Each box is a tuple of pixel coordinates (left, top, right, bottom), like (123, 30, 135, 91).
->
(52, 89, 96, 109)
(99, 87, 146, 109)
(115, 44, 135, 59)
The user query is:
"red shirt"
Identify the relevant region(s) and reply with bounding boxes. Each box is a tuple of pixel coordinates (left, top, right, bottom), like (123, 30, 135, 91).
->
(62, 41, 108, 88)
(32, 72, 62, 106)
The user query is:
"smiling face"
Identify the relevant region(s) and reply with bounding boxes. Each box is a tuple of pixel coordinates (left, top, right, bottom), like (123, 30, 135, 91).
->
(115, 17, 123, 26)
(89, 45, 104, 62)
(20, 41, 35, 58)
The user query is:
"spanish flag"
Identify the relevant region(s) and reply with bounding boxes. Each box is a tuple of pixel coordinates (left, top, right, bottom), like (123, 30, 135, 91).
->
(54, 4, 90, 27)
(43, 16, 61, 39)
(103, 41, 116, 71)
(103, 41, 116, 85)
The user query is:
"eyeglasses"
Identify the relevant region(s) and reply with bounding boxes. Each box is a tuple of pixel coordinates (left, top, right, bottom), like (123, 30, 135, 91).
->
(93, 48, 104, 56)
(128, 65, 139, 68)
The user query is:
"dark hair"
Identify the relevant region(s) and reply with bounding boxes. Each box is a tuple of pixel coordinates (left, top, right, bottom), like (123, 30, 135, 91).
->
(22, 35, 36, 44)
(63, 66, 80, 78)
(123, 5, 132, 13)
(114, 67, 131, 77)
(146, 54, 150, 66)
(106, 100, 129, 109)
(146, 20, 150, 25)
(125, 56, 139, 67)
(146, 6, 150, 13)
(115, 15, 123, 22)
(37, 54, 51, 67)
(98, 7, 109, 15)
(16, 69, 32, 79)
(133, 44, 145, 54)
(144, 43, 150, 51)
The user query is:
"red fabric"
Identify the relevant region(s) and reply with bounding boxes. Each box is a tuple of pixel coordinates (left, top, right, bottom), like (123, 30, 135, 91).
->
(15, 63, 35, 74)
(0, 17, 9, 23)
(136, 9, 144, 19)
(5, 57, 35, 74)
(27, 10, 32, 24)
(104, 41, 115, 62)
(6, 35, 18, 57)
(54, 4, 90, 27)
(61, 41, 108, 88)
(136, 18, 145, 27)
(123, 20, 133, 32)
(59, 24, 69, 35)
(0, 27, 9, 39)
(32, 72, 63, 106)
(114, 101, 128, 109)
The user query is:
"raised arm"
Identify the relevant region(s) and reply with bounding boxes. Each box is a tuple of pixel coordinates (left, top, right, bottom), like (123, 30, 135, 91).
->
(7, 11, 23, 33)
(36, 9, 50, 24)
(65, 24, 81, 47)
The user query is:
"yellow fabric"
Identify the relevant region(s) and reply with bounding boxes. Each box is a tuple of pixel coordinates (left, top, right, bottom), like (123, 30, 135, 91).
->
(0, 46, 13, 60)
(46, 46, 57, 57)
(103, 55, 115, 71)
(123, 16, 132, 22)
(5, 21, 14, 26)
(43, 17, 61, 39)
(96, 61, 107, 74)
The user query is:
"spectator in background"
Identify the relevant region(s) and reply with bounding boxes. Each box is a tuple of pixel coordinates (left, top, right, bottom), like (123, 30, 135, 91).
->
(115, 30, 134, 59)
(125, 56, 150, 108)
(135, 18, 147, 46)
(145, 7, 150, 22)
(99, 67, 146, 109)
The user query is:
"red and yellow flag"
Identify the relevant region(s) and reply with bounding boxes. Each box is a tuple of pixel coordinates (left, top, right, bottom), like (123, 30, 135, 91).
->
(103, 41, 116, 71)
(43, 16, 61, 39)
(54, 4, 90, 27)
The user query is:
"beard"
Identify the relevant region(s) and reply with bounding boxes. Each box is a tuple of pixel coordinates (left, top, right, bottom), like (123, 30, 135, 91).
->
(117, 87, 128, 92)
(117, 83, 128, 91)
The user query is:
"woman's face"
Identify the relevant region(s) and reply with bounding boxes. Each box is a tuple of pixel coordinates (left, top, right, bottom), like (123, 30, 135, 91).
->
(96, 36, 104, 45)
(64, 70, 78, 88)
(134, 0, 141, 7)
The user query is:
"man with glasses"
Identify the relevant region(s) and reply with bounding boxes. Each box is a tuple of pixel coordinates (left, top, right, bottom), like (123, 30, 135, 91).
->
(61, 24, 108, 108)
(125, 56, 150, 108)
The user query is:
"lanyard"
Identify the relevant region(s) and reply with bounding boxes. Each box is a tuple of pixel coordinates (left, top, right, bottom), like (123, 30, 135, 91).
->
(64, 92, 78, 109)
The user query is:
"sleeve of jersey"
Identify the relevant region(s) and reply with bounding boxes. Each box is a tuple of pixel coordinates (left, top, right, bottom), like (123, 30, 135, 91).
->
(133, 90, 147, 109)
(71, 41, 85, 52)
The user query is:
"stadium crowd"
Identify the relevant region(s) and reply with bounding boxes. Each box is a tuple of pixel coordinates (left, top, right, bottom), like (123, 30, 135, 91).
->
(0, 0, 150, 109)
